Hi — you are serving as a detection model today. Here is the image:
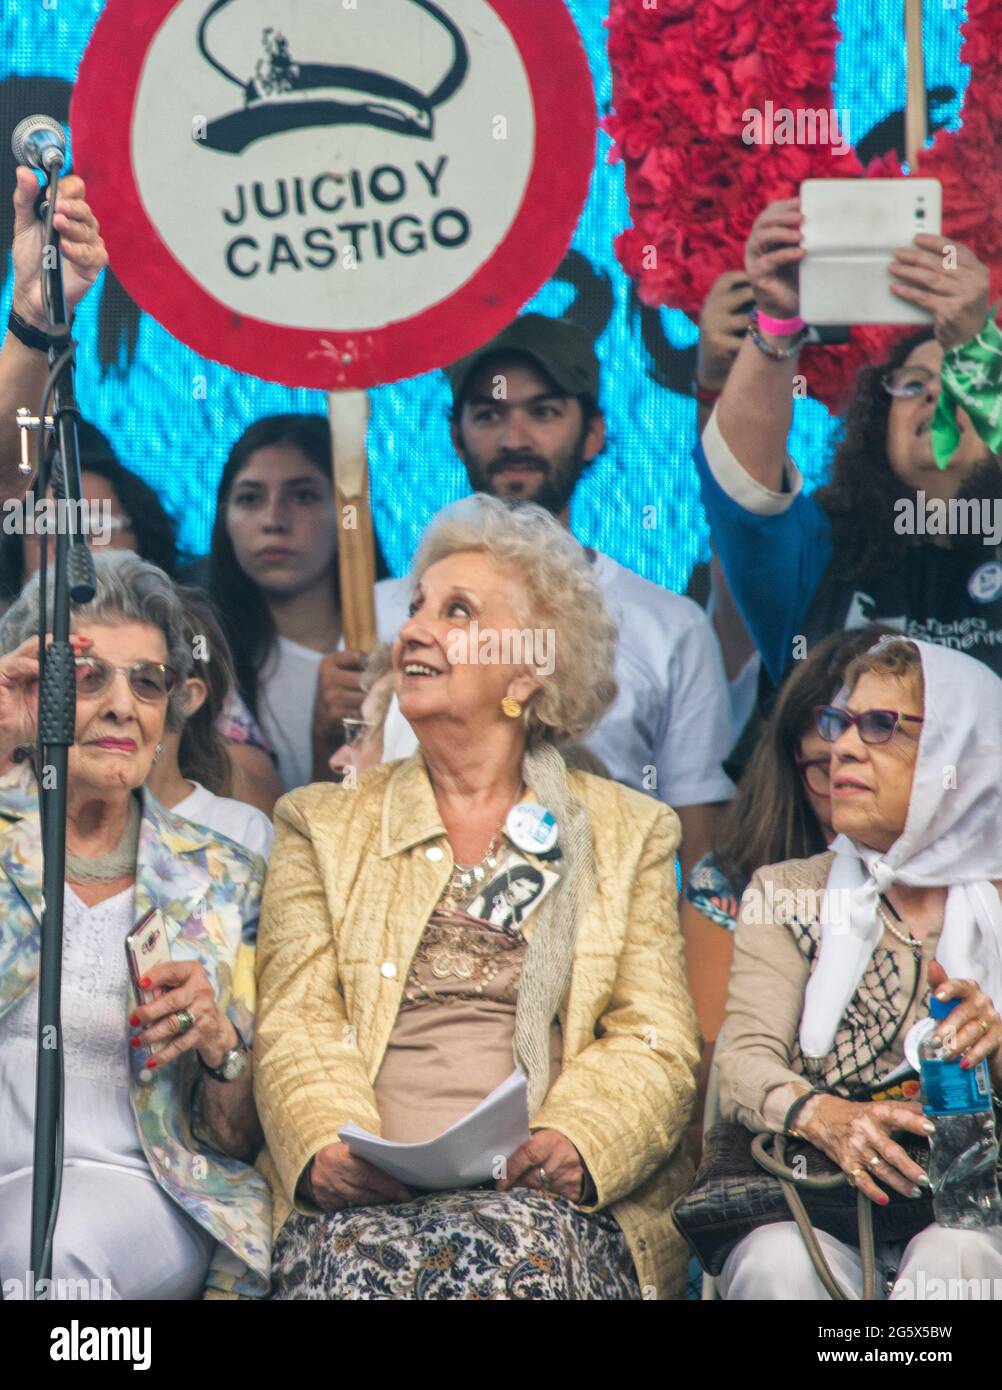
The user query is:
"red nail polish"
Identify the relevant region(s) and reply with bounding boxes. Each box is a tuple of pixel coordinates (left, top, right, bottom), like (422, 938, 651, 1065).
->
(147, 1058, 158, 1069)
(130, 1036, 142, 1048)
(139, 977, 151, 989)
(961, 1057, 972, 1070)
(879, 1195, 890, 1206)
(129, 1013, 140, 1027)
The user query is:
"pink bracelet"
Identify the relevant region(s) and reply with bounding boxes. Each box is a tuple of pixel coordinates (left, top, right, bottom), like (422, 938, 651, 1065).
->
(756, 309, 806, 336)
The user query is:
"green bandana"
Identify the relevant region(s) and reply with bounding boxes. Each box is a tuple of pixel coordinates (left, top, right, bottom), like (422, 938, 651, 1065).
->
(931, 310, 1002, 469)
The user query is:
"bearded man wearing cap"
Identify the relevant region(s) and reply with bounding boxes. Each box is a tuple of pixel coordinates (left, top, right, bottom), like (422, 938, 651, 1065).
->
(322, 314, 735, 881)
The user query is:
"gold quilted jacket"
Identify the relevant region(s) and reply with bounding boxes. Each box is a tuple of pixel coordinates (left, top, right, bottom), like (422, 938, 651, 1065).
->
(254, 752, 700, 1298)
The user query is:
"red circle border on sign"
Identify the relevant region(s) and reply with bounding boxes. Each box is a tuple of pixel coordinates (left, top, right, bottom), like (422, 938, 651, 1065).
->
(71, 0, 596, 390)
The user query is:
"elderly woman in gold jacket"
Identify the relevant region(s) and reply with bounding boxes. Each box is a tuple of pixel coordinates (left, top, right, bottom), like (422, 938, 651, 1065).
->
(254, 496, 699, 1300)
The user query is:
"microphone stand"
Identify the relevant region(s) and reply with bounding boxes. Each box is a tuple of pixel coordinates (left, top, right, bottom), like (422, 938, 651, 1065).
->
(28, 159, 95, 1297)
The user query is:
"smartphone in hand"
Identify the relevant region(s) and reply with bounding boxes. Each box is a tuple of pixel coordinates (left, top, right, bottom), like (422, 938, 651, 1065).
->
(125, 908, 172, 1053)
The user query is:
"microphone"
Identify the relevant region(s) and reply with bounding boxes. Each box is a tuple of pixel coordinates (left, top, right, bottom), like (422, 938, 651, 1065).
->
(11, 114, 66, 174)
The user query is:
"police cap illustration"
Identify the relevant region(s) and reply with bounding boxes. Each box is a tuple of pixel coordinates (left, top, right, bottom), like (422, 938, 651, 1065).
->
(71, 0, 595, 388)
(197, 0, 470, 153)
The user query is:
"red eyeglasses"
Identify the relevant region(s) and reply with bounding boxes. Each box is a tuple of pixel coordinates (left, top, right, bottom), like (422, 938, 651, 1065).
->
(794, 753, 832, 797)
(813, 705, 924, 745)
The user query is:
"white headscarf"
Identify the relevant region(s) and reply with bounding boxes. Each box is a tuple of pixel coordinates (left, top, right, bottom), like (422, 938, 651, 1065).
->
(800, 637, 1002, 1060)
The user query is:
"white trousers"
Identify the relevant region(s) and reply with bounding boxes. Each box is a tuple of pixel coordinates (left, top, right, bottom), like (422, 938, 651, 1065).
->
(0, 1165, 215, 1300)
(719, 1219, 1002, 1300)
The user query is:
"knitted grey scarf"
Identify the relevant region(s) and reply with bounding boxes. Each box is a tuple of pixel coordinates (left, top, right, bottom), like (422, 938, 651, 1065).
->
(513, 741, 596, 1115)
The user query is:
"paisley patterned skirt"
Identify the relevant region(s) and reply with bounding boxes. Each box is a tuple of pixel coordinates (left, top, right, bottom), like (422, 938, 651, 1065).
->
(270, 1187, 640, 1300)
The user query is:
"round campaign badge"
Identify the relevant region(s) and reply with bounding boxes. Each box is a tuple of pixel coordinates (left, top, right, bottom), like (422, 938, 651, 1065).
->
(968, 561, 1002, 605)
(71, 0, 596, 389)
(506, 802, 558, 856)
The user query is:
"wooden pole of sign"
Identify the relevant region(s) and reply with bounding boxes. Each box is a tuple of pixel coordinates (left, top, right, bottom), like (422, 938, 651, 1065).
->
(904, 0, 927, 170)
(328, 389, 377, 652)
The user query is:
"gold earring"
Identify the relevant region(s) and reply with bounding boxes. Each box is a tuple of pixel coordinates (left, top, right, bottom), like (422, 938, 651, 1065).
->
(501, 695, 522, 719)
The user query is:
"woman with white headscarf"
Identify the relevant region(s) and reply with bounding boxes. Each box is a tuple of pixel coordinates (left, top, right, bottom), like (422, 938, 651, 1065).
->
(715, 635, 1002, 1299)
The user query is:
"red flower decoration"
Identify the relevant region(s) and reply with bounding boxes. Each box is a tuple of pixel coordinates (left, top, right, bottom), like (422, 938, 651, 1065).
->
(605, 0, 1002, 410)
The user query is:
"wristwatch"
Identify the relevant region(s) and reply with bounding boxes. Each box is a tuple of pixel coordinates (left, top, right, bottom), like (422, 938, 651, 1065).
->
(198, 1025, 250, 1082)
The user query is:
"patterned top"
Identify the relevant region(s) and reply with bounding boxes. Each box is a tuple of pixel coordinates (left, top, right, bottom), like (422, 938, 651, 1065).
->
(373, 889, 562, 1144)
(785, 908, 929, 1096)
(0, 762, 272, 1297)
(402, 905, 526, 1007)
(217, 688, 276, 762)
(685, 850, 745, 931)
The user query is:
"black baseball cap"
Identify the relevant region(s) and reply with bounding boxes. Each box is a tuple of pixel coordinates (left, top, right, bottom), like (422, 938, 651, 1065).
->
(445, 314, 600, 407)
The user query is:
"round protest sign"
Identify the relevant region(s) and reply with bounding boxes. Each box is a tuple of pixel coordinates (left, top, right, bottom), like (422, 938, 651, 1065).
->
(71, 0, 596, 388)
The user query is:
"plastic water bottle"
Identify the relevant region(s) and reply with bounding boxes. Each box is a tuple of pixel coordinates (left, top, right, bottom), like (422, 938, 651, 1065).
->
(919, 995, 1002, 1229)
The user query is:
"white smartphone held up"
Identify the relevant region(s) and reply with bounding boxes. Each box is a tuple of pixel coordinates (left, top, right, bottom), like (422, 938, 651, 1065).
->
(125, 908, 172, 1051)
(799, 178, 942, 325)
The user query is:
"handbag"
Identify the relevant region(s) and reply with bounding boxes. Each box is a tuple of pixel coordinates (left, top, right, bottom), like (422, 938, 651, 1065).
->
(672, 1118, 933, 1291)
(673, 1088, 1002, 1299)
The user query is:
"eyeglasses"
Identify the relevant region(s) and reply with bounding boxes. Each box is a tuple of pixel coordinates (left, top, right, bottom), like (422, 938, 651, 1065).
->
(74, 656, 177, 702)
(341, 716, 373, 748)
(794, 753, 832, 796)
(881, 365, 937, 399)
(813, 704, 924, 745)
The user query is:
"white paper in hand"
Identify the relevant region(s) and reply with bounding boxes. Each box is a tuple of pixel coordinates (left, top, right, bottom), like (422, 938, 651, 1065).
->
(339, 1068, 530, 1191)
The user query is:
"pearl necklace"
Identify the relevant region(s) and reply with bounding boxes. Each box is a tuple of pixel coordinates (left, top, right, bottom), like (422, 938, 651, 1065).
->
(877, 902, 921, 951)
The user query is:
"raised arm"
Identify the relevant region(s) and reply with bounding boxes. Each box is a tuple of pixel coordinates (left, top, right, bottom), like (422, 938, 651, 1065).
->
(1, 168, 107, 499)
(714, 198, 805, 493)
(695, 268, 752, 433)
(693, 200, 833, 687)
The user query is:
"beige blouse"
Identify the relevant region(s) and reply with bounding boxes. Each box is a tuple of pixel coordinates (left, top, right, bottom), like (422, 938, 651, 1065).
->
(374, 905, 562, 1143)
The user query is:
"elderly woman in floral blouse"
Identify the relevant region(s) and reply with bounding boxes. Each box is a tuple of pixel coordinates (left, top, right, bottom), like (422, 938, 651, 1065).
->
(0, 553, 270, 1299)
(255, 496, 700, 1300)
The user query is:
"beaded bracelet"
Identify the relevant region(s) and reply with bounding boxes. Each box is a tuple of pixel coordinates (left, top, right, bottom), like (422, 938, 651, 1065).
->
(747, 307, 808, 361)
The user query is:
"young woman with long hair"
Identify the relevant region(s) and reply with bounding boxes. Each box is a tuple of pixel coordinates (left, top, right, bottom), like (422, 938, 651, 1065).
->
(208, 413, 388, 793)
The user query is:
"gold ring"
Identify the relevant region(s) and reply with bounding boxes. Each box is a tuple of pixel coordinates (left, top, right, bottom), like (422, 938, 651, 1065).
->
(846, 1166, 864, 1187)
(979, 1018, 991, 1035)
(868, 1156, 882, 1169)
(175, 1007, 195, 1035)
(538, 1166, 551, 1189)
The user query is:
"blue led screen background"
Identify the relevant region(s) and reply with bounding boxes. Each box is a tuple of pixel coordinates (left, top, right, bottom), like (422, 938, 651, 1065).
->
(0, 1, 971, 588)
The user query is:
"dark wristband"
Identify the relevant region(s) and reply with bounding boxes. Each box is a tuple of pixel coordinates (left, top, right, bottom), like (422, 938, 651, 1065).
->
(7, 309, 49, 354)
(784, 1089, 820, 1138)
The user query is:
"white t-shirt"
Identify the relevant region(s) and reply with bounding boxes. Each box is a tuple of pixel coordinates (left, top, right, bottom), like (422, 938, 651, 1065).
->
(726, 649, 762, 746)
(256, 636, 324, 792)
(171, 781, 275, 859)
(375, 549, 735, 808)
